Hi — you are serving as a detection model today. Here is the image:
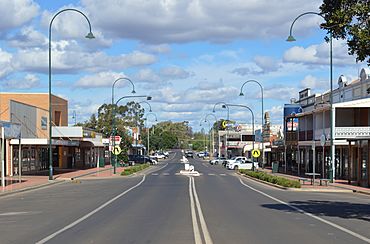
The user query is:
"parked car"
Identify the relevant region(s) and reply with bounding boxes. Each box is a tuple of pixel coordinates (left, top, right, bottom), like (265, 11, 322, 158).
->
(152, 152, 166, 160)
(209, 157, 226, 165)
(128, 155, 156, 165)
(227, 159, 259, 170)
(224, 156, 247, 168)
(185, 151, 194, 158)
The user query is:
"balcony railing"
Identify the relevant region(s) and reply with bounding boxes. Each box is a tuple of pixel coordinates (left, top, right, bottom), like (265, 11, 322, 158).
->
(335, 127, 370, 139)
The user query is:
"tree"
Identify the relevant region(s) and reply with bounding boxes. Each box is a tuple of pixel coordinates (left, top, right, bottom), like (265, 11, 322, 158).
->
(320, 0, 370, 65)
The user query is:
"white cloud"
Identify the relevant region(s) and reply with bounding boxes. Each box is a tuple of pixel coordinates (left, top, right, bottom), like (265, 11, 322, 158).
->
(300, 75, 327, 90)
(3, 73, 40, 89)
(75, 71, 129, 88)
(0, 0, 39, 32)
(81, 0, 321, 43)
(0, 49, 13, 79)
(8, 26, 47, 48)
(13, 45, 157, 74)
(283, 40, 358, 66)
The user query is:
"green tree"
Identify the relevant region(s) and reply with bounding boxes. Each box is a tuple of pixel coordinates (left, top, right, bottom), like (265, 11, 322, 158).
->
(320, 0, 370, 65)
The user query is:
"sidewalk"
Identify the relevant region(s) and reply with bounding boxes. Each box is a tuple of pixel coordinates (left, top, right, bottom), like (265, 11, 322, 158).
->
(259, 168, 370, 195)
(0, 165, 126, 196)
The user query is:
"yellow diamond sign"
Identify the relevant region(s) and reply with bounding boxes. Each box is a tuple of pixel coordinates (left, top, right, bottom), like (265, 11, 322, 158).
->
(252, 149, 261, 158)
(112, 145, 122, 155)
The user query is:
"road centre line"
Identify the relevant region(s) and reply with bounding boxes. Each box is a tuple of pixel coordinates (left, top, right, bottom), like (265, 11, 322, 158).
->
(37, 162, 170, 244)
(238, 178, 370, 243)
(191, 177, 213, 244)
(189, 177, 202, 244)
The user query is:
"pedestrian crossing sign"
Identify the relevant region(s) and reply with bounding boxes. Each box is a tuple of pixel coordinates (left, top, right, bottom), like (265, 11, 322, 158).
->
(112, 146, 122, 155)
(252, 149, 260, 158)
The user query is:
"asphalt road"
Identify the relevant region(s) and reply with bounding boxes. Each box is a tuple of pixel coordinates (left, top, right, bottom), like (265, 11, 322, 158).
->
(0, 150, 369, 244)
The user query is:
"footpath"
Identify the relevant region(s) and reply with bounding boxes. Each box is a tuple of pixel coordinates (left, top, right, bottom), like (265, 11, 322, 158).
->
(0, 165, 127, 197)
(257, 168, 370, 196)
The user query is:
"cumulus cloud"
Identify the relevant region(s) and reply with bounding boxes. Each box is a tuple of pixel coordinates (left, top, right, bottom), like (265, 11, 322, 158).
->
(13, 45, 157, 74)
(0, 0, 39, 33)
(264, 85, 298, 101)
(75, 71, 129, 88)
(81, 0, 321, 43)
(232, 56, 281, 76)
(8, 26, 46, 48)
(300, 75, 327, 90)
(3, 73, 40, 89)
(283, 40, 358, 66)
(0, 49, 14, 79)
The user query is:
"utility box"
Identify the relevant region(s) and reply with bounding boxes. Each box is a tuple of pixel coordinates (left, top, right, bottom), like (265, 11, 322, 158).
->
(272, 162, 279, 173)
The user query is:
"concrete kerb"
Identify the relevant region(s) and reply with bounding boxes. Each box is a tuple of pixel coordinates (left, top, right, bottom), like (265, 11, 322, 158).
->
(69, 167, 113, 180)
(0, 180, 65, 198)
(237, 172, 353, 193)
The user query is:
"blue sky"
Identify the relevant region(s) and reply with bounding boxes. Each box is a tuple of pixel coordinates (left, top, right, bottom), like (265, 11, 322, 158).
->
(0, 0, 366, 131)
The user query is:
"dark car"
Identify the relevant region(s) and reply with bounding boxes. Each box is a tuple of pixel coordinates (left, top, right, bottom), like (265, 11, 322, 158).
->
(185, 151, 194, 158)
(128, 155, 154, 165)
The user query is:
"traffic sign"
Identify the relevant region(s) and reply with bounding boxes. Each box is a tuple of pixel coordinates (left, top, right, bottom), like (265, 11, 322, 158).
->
(110, 136, 121, 144)
(112, 146, 122, 155)
(252, 149, 261, 158)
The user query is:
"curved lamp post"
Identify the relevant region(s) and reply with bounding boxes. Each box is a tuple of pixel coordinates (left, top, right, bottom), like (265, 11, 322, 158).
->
(139, 101, 152, 112)
(144, 112, 157, 156)
(287, 11, 334, 182)
(213, 102, 230, 158)
(240, 80, 264, 166)
(199, 119, 209, 153)
(112, 95, 152, 174)
(204, 113, 218, 158)
(110, 77, 135, 171)
(49, 8, 94, 180)
(224, 103, 256, 170)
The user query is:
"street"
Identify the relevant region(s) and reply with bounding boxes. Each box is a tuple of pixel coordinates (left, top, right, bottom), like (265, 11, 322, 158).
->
(0, 150, 369, 244)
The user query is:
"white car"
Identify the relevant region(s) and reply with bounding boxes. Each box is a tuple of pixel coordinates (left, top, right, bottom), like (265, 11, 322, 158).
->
(209, 157, 226, 165)
(227, 159, 259, 170)
(153, 153, 166, 160)
(225, 156, 247, 168)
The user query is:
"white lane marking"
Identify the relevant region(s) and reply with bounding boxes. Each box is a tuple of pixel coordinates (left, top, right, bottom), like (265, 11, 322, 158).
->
(189, 177, 202, 244)
(36, 175, 146, 244)
(152, 173, 159, 176)
(208, 173, 215, 176)
(219, 174, 226, 176)
(163, 173, 170, 176)
(239, 178, 370, 243)
(202, 163, 209, 168)
(0, 212, 29, 216)
(191, 177, 213, 244)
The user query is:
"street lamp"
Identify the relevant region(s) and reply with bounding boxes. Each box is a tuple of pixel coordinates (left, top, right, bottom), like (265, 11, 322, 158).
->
(204, 113, 218, 158)
(224, 104, 256, 170)
(213, 102, 230, 158)
(240, 80, 264, 166)
(110, 77, 136, 170)
(144, 113, 158, 156)
(139, 101, 152, 112)
(112, 95, 152, 174)
(287, 11, 335, 182)
(199, 120, 209, 153)
(49, 8, 94, 180)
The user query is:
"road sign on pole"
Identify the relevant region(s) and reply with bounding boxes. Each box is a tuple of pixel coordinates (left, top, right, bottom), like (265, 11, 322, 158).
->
(252, 149, 261, 158)
(112, 146, 122, 155)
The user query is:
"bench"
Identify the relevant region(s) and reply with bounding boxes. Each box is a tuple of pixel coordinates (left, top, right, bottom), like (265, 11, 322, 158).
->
(319, 178, 330, 186)
(298, 177, 312, 185)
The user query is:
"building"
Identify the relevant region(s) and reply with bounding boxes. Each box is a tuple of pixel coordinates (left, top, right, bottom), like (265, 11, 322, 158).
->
(0, 93, 106, 176)
(285, 68, 370, 187)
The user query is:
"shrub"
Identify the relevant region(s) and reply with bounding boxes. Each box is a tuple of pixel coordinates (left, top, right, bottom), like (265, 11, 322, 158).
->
(239, 169, 301, 188)
(120, 163, 150, 176)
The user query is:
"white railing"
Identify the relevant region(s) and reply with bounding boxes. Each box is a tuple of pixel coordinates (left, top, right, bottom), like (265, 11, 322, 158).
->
(335, 127, 370, 139)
